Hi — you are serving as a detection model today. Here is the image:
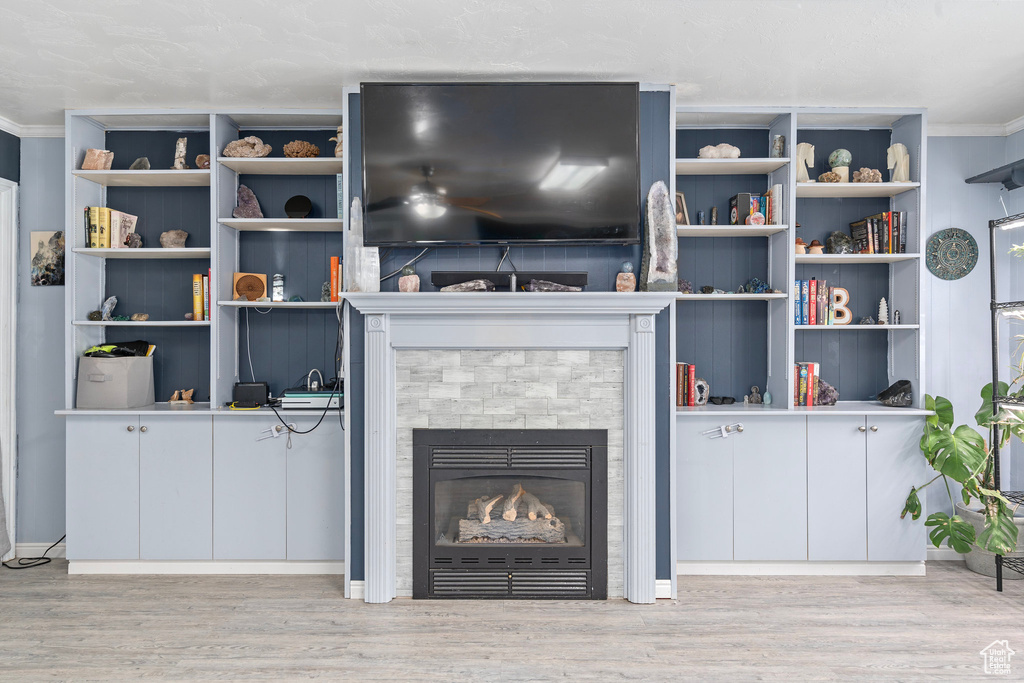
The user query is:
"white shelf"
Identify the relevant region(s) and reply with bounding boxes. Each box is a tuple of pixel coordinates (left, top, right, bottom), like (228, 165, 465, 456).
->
(219, 300, 339, 309)
(795, 324, 920, 331)
(72, 320, 210, 327)
(676, 293, 787, 301)
(676, 401, 933, 416)
(792, 401, 934, 416)
(219, 218, 343, 232)
(676, 403, 792, 416)
(72, 169, 211, 187)
(217, 157, 344, 175)
(795, 253, 918, 264)
(795, 182, 920, 198)
(73, 248, 211, 260)
(677, 225, 787, 238)
(674, 158, 789, 175)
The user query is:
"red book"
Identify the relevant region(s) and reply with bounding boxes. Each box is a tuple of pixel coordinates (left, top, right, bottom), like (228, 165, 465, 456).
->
(806, 363, 815, 406)
(688, 364, 696, 407)
(330, 256, 340, 301)
(808, 280, 817, 326)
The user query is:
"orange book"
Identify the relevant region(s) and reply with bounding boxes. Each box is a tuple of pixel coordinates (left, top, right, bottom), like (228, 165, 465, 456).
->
(330, 256, 339, 301)
(192, 274, 204, 321)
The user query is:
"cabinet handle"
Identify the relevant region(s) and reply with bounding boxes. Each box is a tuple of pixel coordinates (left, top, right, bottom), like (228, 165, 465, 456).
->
(140, 426, 148, 433)
(870, 425, 878, 432)
(126, 425, 135, 432)
(858, 426, 866, 432)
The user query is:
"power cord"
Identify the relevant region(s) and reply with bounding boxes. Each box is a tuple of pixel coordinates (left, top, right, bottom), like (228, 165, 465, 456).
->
(2, 534, 65, 569)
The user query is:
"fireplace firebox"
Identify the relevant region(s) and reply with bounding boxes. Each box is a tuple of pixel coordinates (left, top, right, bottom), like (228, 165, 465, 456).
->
(413, 429, 607, 599)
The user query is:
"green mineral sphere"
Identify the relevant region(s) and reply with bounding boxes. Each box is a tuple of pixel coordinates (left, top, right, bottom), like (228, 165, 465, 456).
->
(401, 265, 416, 276)
(828, 148, 852, 168)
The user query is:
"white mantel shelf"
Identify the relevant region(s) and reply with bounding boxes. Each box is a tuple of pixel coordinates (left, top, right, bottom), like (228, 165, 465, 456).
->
(344, 291, 678, 315)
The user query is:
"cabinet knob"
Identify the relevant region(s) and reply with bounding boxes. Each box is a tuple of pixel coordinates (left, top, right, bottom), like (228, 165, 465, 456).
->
(275, 425, 283, 432)
(736, 424, 744, 433)
(126, 425, 135, 432)
(858, 426, 867, 432)
(140, 426, 148, 433)
(870, 425, 878, 432)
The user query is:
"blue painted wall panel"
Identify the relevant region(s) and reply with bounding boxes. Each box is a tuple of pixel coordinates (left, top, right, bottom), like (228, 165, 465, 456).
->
(676, 128, 770, 159)
(0, 129, 19, 182)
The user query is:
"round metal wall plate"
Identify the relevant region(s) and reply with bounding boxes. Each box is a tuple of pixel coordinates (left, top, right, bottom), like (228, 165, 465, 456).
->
(926, 227, 978, 281)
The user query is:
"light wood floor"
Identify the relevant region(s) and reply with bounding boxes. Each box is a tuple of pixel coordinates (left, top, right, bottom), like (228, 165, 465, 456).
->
(2, 561, 1023, 681)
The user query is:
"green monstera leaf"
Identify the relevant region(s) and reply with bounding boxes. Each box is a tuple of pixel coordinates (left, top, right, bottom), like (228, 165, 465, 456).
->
(924, 512, 976, 553)
(977, 500, 1020, 556)
(926, 395, 954, 429)
(901, 487, 922, 521)
(975, 382, 1024, 448)
(925, 424, 987, 484)
(974, 382, 1007, 428)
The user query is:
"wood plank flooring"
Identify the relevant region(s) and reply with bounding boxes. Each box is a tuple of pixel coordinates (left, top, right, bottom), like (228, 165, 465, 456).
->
(2, 561, 1023, 681)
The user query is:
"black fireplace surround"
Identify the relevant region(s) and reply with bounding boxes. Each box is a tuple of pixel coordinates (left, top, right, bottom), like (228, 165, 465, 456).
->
(413, 429, 607, 599)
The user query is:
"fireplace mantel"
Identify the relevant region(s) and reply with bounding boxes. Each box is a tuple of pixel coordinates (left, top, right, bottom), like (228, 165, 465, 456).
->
(346, 291, 674, 603)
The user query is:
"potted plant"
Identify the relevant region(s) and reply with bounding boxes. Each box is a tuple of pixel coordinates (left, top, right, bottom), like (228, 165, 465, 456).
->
(902, 383, 1022, 574)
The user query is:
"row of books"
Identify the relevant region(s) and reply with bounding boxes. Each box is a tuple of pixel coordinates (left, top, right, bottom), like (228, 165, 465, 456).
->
(191, 270, 212, 321)
(84, 206, 137, 249)
(675, 362, 697, 407)
(795, 279, 838, 325)
(729, 185, 784, 226)
(794, 362, 820, 406)
(849, 211, 907, 254)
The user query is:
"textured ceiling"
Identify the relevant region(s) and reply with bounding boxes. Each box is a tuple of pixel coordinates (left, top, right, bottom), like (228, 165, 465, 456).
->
(1, 0, 1022, 129)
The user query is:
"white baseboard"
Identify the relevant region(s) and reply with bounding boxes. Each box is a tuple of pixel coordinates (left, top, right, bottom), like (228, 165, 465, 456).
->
(927, 547, 966, 562)
(677, 561, 926, 577)
(655, 579, 673, 599)
(349, 580, 365, 599)
(15, 542, 66, 559)
(67, 560, 344, 575)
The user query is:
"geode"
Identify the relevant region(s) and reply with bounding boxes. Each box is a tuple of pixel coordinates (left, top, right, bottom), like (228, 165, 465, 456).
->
(818, 171, 841, 183)
(129, 157, 150, 170)
(101, 296, 117, 321)
(524, 279, 582, 292)
(283, 140, 320, 158)
(440, 279, 496, 292)
(639, 181, 678, 291)
(124, 232, 143, 248)
(678, 278, 693, 294)
(159, 230, 188, 248)
(878, 379, 913, 407)
(222, 136, 272, 158)
(233, 184, 264, 219)
(826, 231, 854, 254)
(817, 379, 839, 406)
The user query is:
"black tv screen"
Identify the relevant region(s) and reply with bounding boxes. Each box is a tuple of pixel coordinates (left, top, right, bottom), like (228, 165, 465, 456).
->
(360, 83, 640, 246)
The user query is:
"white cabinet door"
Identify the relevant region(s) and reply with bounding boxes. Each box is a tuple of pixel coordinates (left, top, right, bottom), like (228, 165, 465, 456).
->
(213, 417, 287, 560)
(807, 417, 868, 561)
(139, 415, 213, 560)
(66, 416, 140, 560)
(733, 416, 807, 561)
(867, 416, 927, 561)
(286, 415, 345, 560)
(677, 417, 734, 561)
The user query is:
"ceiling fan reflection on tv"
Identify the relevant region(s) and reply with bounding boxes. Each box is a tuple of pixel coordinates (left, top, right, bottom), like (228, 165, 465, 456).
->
(368, 165, 501, 220)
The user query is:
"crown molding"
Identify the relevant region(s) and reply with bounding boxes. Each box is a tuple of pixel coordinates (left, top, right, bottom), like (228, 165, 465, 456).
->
(928, 123, 1008, 137)
(19, 125, 65, 138)
(1006, 114, 1024, 137)
(0, 115, 19, 137)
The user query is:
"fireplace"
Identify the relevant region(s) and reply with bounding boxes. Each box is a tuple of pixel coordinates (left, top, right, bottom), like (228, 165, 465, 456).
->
(413, 429, 607, 599)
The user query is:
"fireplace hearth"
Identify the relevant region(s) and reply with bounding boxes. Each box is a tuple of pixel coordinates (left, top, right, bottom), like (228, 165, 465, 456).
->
(413, 429, 607, 599)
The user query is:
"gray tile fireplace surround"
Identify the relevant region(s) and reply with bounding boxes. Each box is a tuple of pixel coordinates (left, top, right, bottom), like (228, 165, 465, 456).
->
(345, 292, 675, 604)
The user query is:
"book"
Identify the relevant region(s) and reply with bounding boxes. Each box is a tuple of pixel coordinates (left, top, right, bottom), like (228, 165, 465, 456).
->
(688, 364, 696, 407)
(900, 211, 907, 253)
(203, 272, 210, 322)
(676, 363, 685, 407)
(805, 362, 815, 406)
(87, 206, 101, 248)
(729, 193, 753, 225)
(682, 363, 689, 407)
(330, 256, 340, 301)
(801, 280, 809, 325)
(808, 280, 817, 326)
(794, 280, 802, 325)
(192, 274, 204, 321)
(109, 209, 138, 249)
(770, 184, 782, 225)
(850, 219, 868, 253)
(798, 363, 808, 406)
(98, 207, 111, 248)
(794, 364, 799, 406)
(817, 279, 827, 324)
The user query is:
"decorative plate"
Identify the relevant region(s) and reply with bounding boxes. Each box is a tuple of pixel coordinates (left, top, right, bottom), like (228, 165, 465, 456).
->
(926, 228, 978, 280)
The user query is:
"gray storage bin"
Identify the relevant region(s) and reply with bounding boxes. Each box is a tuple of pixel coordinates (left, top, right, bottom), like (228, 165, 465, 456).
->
(76, 356, 155, 409)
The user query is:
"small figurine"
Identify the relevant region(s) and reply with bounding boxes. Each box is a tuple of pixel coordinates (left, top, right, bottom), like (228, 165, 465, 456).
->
(796, 142, 815, 183)
(808, 239, 824, 255)
(328, 126, 344, 157)
(710, 207, 718, 225)
(171, 137, 188, 170)
(878, 297, 889, 325)
(748, 385, 763, 405)
(887, 143, 911, 182)
(795, 238, 807, 255)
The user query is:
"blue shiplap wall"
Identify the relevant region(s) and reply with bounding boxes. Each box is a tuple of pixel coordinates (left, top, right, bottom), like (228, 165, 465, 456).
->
(346, 88, 673, 582)
(0, 129, 18, 182)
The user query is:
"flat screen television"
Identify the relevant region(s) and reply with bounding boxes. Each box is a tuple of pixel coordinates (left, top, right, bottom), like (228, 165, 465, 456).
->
(360, 82, 640, 246)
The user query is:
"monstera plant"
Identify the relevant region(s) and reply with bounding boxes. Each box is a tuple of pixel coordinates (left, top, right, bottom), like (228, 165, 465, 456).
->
(901, 384, 1021, 555)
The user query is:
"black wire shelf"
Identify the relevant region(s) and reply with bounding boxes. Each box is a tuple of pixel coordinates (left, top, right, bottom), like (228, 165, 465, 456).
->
(992, 300, 1024, 312)
(999, 557, 1024, 576)
(1000, 491, 1024, 506)
(994, 396, 1024, 408)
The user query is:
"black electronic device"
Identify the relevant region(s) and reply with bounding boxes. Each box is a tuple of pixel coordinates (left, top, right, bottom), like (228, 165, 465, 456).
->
(233, 381, 269, 406)
(360, 82, 641, 247)
(430, 271, 589, 290)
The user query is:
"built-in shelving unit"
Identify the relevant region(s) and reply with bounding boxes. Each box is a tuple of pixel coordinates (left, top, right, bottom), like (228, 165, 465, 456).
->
(795, 324, 919, 331)
(71, 169, 211, 187)
(676, 225, 788, 238)
(72, 320, 211, 327)
(219, 300, 339, 309)
(219, 218, 343, 232)
(676, 293, 787, 301)
(795, 253, 919, 265)
(217, 157, 344, 175)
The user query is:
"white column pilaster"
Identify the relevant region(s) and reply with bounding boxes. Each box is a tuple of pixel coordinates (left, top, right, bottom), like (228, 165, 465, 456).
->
(364, 313, 396, 603)
(624, 313, 657, 603)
